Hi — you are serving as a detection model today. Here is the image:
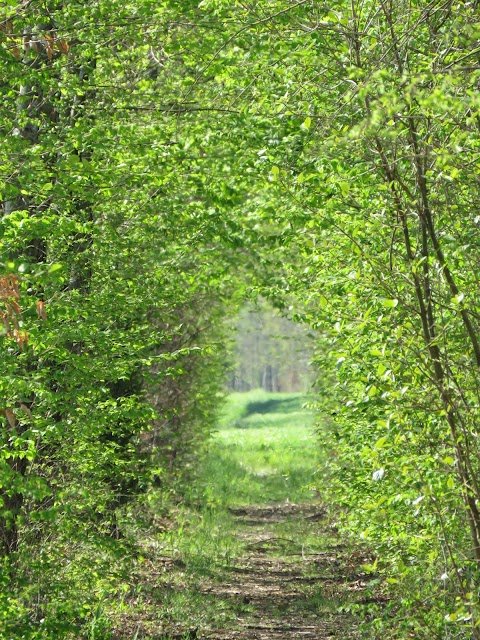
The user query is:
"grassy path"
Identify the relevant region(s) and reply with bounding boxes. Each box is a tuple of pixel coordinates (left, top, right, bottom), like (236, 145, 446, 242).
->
(200, 502, 361, 640)
(112, 391, 367, 639)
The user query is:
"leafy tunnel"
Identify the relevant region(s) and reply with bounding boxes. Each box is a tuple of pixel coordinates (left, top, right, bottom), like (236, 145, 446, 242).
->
(1, 1, 480, 638)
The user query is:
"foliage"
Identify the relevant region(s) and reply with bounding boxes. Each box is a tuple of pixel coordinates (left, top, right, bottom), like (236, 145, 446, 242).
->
(0, 1, 244, 636)
(2, 0, 480, 637)
(147, 0, 480, 635)
(211, 1, 480, 636)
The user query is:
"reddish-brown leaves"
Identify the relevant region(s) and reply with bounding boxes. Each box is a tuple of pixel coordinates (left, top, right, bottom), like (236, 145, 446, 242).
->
(19, 404, 32, 419)
(36, 300, 47, 321)
(1, 405, 33, 429)
(1, 18, 70, 61)
(3, 408, 16, 429)
(0, 274, 28, 350)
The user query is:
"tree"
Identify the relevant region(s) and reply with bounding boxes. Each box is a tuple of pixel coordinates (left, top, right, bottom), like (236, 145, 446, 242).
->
(2, 0, 480, 636)
(228, 302, 314, 392)
(164, 0, 480, 635)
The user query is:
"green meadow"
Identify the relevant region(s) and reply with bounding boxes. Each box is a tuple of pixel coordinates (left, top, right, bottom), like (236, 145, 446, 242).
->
(201, 389, 318, 507)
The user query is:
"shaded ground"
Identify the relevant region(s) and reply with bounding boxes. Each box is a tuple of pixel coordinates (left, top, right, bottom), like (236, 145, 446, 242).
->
(112, 502, 369, 640)
(244, 396, 306, 417)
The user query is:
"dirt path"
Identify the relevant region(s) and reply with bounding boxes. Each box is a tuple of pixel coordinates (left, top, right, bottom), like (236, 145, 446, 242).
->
(112, 392, 371, 640)
(113, 501, 369, 639)
(199, 503, 366, 640)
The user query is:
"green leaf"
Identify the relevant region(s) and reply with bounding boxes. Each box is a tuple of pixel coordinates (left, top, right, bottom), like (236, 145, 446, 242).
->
(301, 116, 312, 130)
(381, 298, 398, 308)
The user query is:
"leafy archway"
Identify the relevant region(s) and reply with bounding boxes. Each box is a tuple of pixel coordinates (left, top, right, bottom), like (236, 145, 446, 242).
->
(1, 1, 480, 637)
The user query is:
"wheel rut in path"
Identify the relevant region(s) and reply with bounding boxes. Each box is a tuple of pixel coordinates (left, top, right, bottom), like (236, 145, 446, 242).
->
(199, 502, 365, 640)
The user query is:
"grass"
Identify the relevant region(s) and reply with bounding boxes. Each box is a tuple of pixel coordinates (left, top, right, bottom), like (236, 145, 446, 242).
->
(219, 389, 313, 427)
(199, 389, 319, 506)
(164, 507, 242, 574)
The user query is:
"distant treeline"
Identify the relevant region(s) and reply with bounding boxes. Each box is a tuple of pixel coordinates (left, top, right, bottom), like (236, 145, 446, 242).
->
(227, 304, 314, 393)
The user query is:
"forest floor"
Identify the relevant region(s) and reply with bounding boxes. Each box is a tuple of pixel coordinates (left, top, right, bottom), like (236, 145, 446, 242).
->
(111, 391, 372, 640)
